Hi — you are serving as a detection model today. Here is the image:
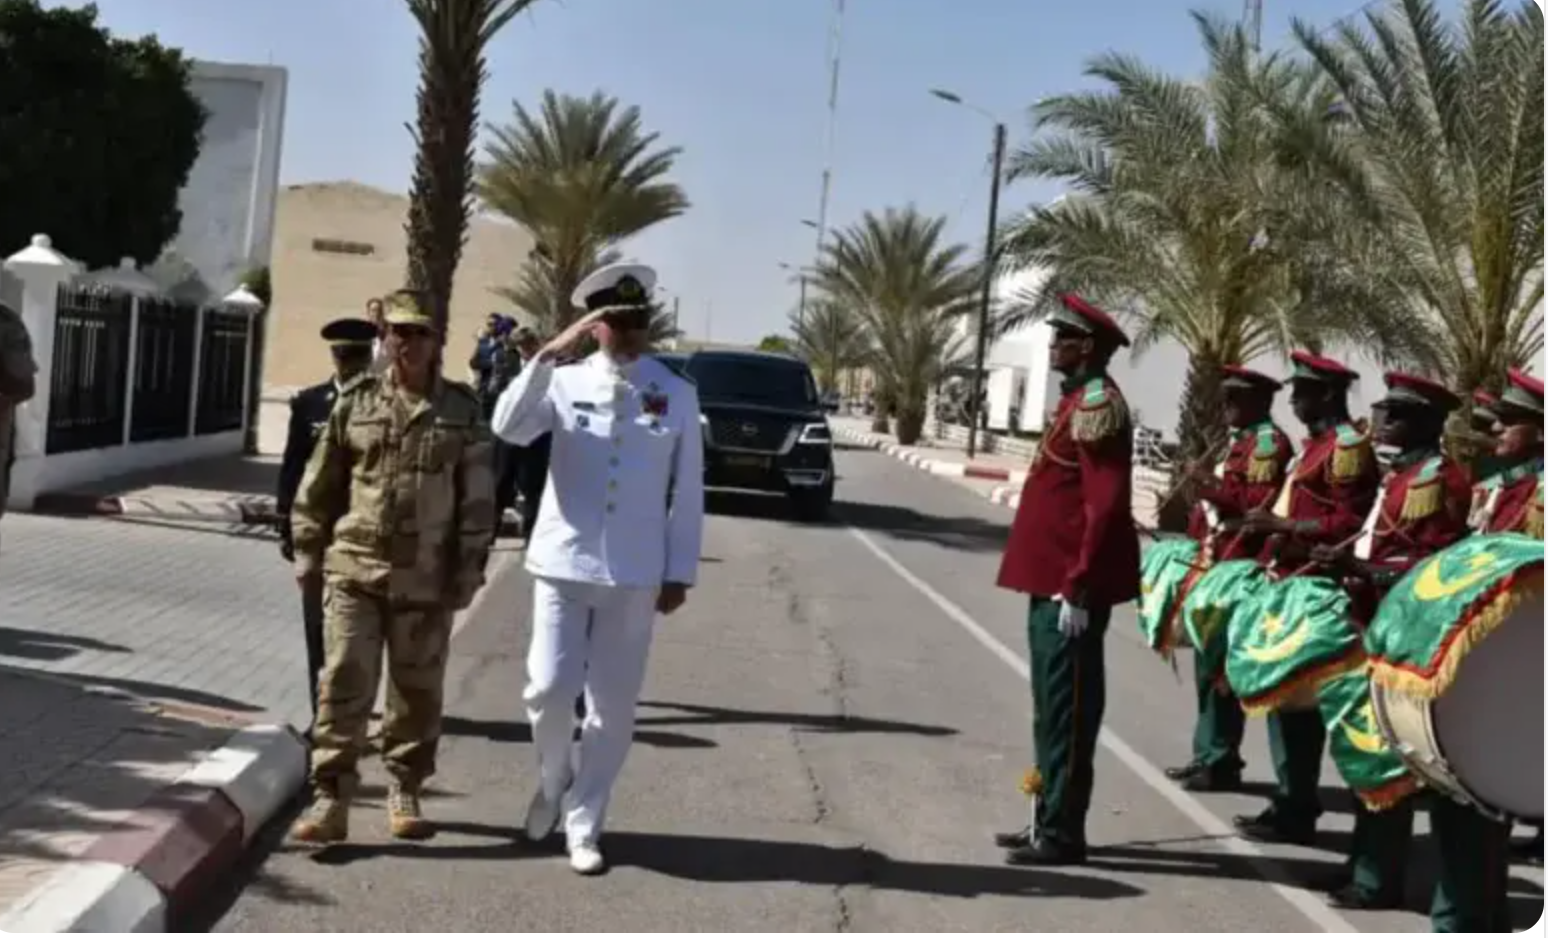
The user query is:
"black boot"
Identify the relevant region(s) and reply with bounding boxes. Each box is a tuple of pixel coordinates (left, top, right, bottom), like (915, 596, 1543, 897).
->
(1232, 807, 1316, 846)
(1164, 760, 1204, 782)
(1005, 836, 1087, 866)
(1178, 763, 1243, 793)
(993, 826, 1032, 850)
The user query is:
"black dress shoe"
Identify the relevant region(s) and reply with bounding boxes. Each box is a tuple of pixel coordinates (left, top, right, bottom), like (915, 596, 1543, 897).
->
(1005, 837, 1087, 867)
(1233, 808, 1316, 846)
(1179, 764, 1243, 793)
(993, 825, 1032, 850)
(1164, 760, 1204, 781)
(1307, 868, 1353, 894)
(1327, 884, 1401, 911)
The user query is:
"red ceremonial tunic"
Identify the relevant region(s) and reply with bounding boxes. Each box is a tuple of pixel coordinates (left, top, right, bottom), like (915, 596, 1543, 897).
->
(997, 374, 1141, 606)
(1347, 452, 1472, 618)
(1259, 421, 1380, 570)
(1471, 459, 1544, 536)
(1187, 419, 1295, 562)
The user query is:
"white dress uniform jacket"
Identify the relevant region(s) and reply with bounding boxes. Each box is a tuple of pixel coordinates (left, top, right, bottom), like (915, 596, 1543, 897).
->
(491, 351, 704, 588)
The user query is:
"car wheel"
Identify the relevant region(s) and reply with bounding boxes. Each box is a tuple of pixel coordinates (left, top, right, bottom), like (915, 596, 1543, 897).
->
(788, 483, 834, 521)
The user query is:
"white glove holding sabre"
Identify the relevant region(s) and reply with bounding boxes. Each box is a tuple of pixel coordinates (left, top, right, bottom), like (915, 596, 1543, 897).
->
(1052, 594, 1089, 639)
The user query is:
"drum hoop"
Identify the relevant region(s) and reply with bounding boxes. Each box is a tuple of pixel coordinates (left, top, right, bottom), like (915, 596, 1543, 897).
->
(1370, 682, 1518, 824)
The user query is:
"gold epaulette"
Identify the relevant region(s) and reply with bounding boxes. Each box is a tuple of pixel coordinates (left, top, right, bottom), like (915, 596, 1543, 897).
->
(1245, 426, 1283, 484)
(1071, 378, 1128, 443)
(1528, 478, 1544, 539)
(1330, 422, 1373, 482)
(1398, 457, 1446, 523)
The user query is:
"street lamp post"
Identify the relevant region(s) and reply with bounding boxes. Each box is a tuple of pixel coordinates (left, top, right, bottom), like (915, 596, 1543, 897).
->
(930, 88, 1007, 462)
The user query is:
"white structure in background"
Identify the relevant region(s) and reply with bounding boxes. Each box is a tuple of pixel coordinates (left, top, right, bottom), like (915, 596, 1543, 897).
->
(148, 61, 287, 303)
(948, 267, 1060, 434)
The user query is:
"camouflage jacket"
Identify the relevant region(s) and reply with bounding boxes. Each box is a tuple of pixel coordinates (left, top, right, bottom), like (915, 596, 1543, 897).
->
(291, 369, 496, 608)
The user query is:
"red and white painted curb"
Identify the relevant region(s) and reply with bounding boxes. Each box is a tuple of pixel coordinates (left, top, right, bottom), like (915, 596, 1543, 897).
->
(835, 425, 1026, 506)
(30, 492, 280, 527)
(0, 724, 307, 932)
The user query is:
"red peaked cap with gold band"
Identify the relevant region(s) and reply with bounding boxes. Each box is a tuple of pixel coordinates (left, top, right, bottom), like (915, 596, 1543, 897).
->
(1378, 370, 1462, 413)
(1500, 367, 1545, 415)
(1288, 349, 1359, 385)
(1220, 364, 1283, 395)
(1049, 293, 1130, 348)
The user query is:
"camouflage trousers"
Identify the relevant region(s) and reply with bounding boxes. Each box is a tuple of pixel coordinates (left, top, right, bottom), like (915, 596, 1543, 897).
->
(311, 578, 454, 798)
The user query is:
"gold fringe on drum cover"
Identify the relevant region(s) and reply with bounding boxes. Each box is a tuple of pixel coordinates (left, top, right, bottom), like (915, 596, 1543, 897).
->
(1369, 567, 1544, 701)
(1238, 646, 1366, 717)
(1356, 771, 1422, 813)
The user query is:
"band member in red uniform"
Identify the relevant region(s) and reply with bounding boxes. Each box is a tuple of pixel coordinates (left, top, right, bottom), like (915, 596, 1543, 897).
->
(1165, 365, 1293, 792)
(1470, 368, 1543, 869)
(1311, 371, 1475, 912)
(1236, 350, 1379, 846)
(1471, 368, 1543, 540)
(993, 293, 1141, 867)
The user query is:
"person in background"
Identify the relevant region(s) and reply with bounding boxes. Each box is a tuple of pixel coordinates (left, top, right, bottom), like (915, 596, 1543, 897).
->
(0, 300, 36, 539)
(470, 313, 507, 396)
(276, 316, 379, 726)
(365, 297, 388, 372)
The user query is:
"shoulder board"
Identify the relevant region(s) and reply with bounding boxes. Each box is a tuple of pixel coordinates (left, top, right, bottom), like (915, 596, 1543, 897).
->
(338, 372, 377, 397)
(1334, 422, 1368, 449)
(1409, 455, 1445, 486)
(1253, 424, 1281, 456)
(1079, 377, 1109, 408)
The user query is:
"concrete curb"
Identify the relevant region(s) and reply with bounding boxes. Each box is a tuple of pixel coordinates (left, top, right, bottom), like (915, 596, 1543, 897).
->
(836, 426, 1027, 505)
(0, 724, 307, 933)
(30, 492, 280, 527)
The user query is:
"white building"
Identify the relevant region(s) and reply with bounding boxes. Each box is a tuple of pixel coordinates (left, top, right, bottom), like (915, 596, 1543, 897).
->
(148, 60, 288, 304)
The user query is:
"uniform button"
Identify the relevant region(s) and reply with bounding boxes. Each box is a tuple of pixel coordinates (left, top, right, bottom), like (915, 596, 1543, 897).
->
(606, 502, 616, 513)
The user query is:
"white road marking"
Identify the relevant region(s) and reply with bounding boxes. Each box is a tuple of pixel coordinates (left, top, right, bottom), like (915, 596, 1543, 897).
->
(846, 525, 1359, 934)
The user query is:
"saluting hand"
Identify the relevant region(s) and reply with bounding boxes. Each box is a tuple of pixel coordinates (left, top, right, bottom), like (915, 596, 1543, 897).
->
(537, 309, 611, 363)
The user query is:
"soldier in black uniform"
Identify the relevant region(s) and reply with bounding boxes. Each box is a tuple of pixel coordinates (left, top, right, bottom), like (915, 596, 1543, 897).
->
(276, 316, 379, 723)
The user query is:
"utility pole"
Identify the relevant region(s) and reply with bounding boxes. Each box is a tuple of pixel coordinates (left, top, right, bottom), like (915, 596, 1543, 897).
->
(812, 0, 845, 262)
(1244, 0, 1262, 52)
(964, 122, 1007, 462)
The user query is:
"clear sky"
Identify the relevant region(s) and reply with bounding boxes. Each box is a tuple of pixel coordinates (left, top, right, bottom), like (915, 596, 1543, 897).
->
(53, 0, 1463, 436)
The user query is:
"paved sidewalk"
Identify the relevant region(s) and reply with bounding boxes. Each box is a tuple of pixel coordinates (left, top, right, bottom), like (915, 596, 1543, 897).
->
(0, 666, 303, 931)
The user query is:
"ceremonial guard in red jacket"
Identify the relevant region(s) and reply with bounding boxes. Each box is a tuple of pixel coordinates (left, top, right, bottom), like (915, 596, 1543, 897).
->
(993, 294, 1140, 866)
(1235, 351, 1379, 846)
(1470, 368, 1543, 540)
(1165, 365, 1293, 792)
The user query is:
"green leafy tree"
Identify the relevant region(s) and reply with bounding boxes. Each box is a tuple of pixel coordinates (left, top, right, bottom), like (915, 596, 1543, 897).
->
(402, 0, 539, 335)
(756, 334, 793, 354)
(997, 12, 1415, 469)
(0, 0, 206, 268)
(1290, 0, 1543, 407)
(479, 89, 688, 331)
(810, 207, 978, 445)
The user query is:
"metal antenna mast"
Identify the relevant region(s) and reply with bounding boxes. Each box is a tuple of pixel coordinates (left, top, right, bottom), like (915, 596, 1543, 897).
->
(812, 0, 845, 260)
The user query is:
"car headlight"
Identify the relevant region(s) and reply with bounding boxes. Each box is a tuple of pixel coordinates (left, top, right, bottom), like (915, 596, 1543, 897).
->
(797, 422, 831, 444)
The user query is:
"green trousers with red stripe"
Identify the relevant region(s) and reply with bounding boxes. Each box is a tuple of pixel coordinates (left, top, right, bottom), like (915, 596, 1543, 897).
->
(1027, 596, 1110, 849)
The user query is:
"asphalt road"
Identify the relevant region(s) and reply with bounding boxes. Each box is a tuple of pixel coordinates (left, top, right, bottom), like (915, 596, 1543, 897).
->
(202, 444, 1544, 933)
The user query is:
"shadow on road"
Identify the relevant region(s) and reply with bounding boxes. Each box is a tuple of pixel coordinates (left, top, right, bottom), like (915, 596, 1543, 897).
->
(441, 715, 717, 750)
(36, 669, 268, 714)
(0, 627, 131, 662)
(605, 830, 1144, 899)
(636, 700, 958, 738)
(704, 489, 1011, 556)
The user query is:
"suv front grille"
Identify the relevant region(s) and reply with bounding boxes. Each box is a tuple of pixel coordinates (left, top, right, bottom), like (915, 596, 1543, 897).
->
(708, 416, 792, 453)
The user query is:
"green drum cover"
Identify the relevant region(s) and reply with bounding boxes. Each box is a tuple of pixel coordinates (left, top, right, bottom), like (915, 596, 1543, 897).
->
(1226, 574, 1362, 709)
(1137, 539, 1201, 652)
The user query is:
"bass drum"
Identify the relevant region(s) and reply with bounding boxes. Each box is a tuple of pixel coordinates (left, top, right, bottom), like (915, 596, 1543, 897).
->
(1370, 594, 1544, 823)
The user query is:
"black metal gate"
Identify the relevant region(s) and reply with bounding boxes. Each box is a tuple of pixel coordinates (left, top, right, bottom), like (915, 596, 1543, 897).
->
(194, 310, 251, 435)
(129, 297, 197, 443)
(46, 285, 131, 454)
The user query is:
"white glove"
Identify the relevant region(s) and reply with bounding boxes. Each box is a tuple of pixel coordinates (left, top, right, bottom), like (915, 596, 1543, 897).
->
(1053, 595, 1089, 639)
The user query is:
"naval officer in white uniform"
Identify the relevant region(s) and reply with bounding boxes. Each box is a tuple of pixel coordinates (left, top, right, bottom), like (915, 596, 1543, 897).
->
(491, 262, 704, 876)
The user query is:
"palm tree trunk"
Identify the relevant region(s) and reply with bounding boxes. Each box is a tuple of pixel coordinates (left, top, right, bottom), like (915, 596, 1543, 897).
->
(895, 408, 926, 446)
(1165, 351, 1228, 532)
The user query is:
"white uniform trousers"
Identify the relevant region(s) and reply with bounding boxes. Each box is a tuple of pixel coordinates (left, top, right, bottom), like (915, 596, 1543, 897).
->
(526, 575, 657, 846)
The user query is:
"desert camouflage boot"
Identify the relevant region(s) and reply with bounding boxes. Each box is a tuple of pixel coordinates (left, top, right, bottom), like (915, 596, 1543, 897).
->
(290, 794, 350, 844)
(387, 783, 434, 840)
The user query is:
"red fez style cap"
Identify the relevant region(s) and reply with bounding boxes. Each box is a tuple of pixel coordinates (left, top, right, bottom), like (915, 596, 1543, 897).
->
(1049, 293, 1131, 348)
(1289, 350, 1359, 385)
(1500, 367, 1545, 415)
(1220, 364, 1283, 394)
(1378, 371, 1462, 412)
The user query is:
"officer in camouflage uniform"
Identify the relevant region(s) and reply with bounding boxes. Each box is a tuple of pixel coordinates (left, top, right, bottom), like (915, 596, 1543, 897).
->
(289, 289, 497, 844)
(0, 301, 37, 525)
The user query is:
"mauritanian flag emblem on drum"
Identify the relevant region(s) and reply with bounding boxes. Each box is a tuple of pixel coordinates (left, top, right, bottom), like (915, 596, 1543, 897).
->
(1365, 532, 1545, 698)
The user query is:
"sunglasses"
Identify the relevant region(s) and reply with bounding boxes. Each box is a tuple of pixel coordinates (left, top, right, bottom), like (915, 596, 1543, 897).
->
(388, 324, 435, 340)
(601, 307, 652, 332)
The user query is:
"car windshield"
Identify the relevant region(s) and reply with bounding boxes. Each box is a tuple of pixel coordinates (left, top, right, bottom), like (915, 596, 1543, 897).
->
(685, 356, 818, 408)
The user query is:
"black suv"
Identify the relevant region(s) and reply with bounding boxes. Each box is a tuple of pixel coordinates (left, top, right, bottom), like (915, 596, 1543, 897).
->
(654, 349, 835, 519)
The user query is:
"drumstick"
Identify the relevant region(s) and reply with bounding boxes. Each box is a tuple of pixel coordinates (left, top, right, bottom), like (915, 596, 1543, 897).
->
(1155, 438, 1232, 512)
(1278, 530, 1365, 580)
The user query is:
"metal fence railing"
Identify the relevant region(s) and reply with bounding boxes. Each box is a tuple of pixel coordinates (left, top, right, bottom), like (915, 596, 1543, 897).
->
(194, 310, 251, 435)
(129, 296, 198, 443)
(45, 285, 131, 454)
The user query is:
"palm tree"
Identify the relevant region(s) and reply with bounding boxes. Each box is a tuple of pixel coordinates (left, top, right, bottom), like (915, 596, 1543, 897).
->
(479, 89, 688, 331)
(496, 246, 681, 347)
(1290, 0, 1543, 406)
(809, 207, 979, 445)
(403, 0, 538, 335)
(996, 12, 1416, 468)
(789, 296, 870, 396)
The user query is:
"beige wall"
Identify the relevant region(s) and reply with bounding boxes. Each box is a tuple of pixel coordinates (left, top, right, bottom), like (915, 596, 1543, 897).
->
(262, 180, 534, 389)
